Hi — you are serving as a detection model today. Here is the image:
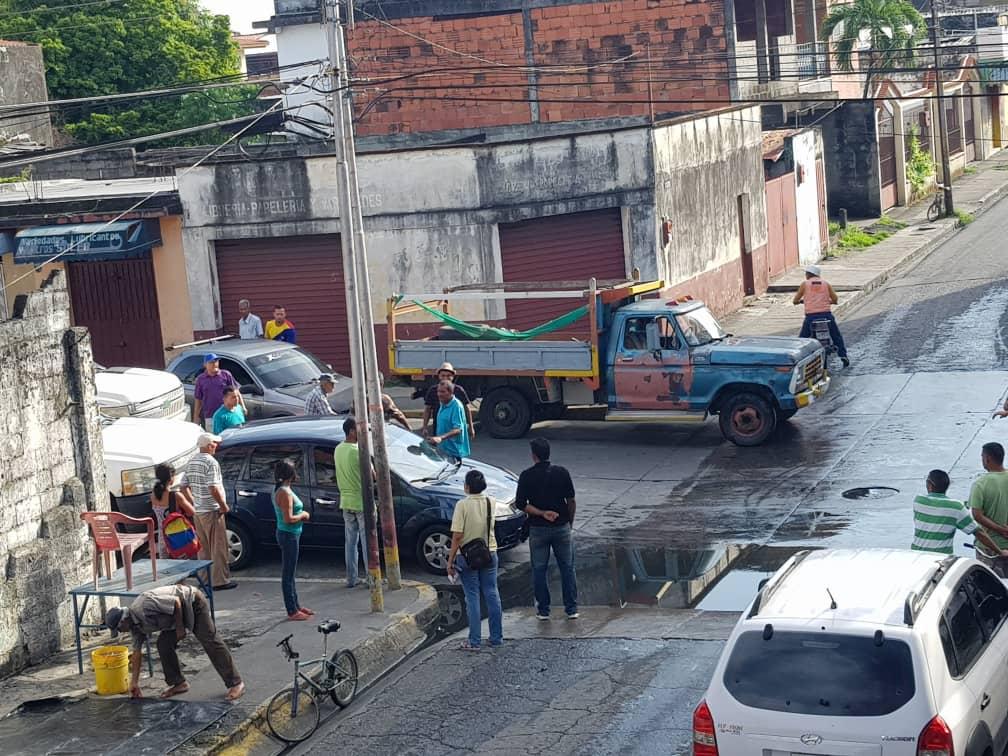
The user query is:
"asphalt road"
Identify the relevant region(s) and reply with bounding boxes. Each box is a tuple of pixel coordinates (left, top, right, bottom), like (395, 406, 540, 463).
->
(262, 197, 1008, 754)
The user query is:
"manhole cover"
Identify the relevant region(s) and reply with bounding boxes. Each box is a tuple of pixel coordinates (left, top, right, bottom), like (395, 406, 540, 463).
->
(842, 486, 900, 500)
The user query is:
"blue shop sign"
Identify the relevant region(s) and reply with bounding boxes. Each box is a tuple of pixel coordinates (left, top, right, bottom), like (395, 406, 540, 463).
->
(14, 220, 161, 265)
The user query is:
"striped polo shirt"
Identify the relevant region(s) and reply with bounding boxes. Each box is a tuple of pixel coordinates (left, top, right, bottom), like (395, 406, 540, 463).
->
(912, 492, 978, 554)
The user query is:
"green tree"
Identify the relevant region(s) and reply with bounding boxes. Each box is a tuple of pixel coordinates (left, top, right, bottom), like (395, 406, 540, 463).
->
(0, 0, 255, 144)
(820, 0, 926, 96)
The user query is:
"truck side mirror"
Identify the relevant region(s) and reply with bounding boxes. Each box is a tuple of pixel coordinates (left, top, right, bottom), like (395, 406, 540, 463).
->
(645, 322, 661, 353)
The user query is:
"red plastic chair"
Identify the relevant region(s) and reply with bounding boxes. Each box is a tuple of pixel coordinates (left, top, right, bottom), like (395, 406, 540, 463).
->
(80, 511, 158, 590)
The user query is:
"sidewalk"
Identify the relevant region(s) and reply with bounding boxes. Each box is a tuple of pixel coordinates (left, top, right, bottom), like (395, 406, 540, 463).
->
(722, 149, 1008, 337)
(0, 574, 438, 755)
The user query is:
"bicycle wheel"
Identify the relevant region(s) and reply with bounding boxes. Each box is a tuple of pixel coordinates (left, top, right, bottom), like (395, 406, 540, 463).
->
(328, 650, 359, 707)
(266, 685, 320, 743)
(927, 199, 941, 222)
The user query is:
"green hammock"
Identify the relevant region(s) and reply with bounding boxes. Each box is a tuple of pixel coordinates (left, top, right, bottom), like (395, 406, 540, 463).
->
(413, 300, 588, 341)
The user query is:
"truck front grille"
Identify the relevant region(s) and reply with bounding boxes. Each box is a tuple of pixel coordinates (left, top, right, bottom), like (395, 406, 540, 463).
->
(803, 353, 824, 385)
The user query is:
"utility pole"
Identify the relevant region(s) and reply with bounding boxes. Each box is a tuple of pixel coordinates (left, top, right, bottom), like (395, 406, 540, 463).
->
(929, 0, 954, 215)
(324, 0, 383, 612)
(324, 0, 403, 593)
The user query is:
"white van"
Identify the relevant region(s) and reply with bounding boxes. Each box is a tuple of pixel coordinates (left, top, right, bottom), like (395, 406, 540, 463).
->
(103, 417, 203, 511)
(95, 366, 188, 422)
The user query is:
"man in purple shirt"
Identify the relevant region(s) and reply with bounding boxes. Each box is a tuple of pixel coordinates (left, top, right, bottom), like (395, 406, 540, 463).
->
(192, 354, 245, 430)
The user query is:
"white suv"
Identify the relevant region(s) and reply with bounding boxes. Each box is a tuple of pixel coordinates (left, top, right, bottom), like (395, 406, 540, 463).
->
(695, 548, 1008, 756)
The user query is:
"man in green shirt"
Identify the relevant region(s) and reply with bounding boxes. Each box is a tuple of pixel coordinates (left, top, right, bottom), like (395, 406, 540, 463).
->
(334, 417, 373, 588)
(969, 442, 1008, 576)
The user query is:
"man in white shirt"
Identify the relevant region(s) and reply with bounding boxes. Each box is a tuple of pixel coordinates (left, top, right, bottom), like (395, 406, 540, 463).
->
(183, 433, 237, 590)
(237, 299, 263, 340)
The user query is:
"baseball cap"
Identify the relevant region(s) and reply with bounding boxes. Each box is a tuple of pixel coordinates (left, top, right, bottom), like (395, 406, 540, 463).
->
(437, 362, 456, 375)
(319, 373, 335, 383)
(197, 432, 222, 447)
(105, 606, 125, 637)
(203, 353, 220, 364)
(805, 264, 821, 276)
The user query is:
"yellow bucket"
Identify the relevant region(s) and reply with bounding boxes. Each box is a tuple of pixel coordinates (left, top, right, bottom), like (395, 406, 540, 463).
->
(92, 645, 129, 695)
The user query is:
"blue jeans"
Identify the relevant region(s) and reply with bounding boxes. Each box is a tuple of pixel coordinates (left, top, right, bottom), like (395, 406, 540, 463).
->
(276, 530, 301, 615)
(456, 552, 503, 647)
(343, 510, 367, 586)
(529, 524, 578, 616)
(800, 312, 848, 359)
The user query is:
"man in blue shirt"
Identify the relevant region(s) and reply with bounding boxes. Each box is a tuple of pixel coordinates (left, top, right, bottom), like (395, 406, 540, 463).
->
(212, 387, 246, 434)
(430, 380, 470, 461)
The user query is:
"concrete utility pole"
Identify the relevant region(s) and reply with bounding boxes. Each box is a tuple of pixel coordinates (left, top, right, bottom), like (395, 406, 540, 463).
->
(929, 0, 955, 215)
(324, 0, 403, 597)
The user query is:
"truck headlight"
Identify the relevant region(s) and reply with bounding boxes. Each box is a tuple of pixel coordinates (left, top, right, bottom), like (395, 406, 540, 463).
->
(100, 404, 132, 419)
(121, 466, 159, 497)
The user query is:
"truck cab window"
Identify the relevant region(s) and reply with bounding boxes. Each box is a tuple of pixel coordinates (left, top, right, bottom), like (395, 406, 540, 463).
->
(657, 317, 680, 351)
(622, 318, 650, 351)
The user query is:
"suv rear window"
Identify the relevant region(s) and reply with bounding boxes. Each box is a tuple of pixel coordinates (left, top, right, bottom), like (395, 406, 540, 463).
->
(723, 630, 915, 716)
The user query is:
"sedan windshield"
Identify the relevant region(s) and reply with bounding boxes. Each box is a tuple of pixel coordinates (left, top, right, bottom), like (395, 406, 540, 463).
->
(384, 425, 453, 482)
(675, 307, 726, 346)
(247, 348, 333, 389)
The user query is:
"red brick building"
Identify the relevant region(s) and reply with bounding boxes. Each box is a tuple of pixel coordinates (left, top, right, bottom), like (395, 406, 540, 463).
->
(259, 0, 834, 140)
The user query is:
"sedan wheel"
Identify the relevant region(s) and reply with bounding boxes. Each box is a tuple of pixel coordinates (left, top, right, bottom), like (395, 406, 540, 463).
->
(416, 526, 452, 575)
(225, 520, 254, 570)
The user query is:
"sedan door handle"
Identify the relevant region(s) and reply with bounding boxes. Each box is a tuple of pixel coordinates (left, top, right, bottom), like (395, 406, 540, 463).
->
(618, 356, 635, 363)
(237, 490, 257, 497)
(315, 498, 337, 506)
(981, 693, 991, 711)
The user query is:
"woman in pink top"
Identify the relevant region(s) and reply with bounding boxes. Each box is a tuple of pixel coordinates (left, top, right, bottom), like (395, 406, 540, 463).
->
(793, 264, 850, 367)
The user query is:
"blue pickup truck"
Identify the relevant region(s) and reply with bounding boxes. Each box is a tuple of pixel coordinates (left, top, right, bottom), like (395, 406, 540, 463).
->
(388, 279, 830, 446)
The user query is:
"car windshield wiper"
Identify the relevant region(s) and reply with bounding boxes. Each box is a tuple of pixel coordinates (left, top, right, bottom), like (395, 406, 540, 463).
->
(411, 458, 460, 483)
(275, 380, 314, 389)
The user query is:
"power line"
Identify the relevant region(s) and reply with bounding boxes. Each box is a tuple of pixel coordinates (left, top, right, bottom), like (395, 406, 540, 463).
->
(0, 0, 127, 17)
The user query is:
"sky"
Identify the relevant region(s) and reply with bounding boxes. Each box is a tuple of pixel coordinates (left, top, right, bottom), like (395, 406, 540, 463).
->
(200, 0, 276, 34)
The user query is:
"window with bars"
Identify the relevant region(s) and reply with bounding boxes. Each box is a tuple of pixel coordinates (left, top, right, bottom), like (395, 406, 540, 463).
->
(946, 99, 962, 155)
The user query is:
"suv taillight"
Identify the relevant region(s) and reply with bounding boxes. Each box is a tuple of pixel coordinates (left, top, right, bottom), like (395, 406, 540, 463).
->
(918, 716, 954, 756)
(692, 700, 719, 756)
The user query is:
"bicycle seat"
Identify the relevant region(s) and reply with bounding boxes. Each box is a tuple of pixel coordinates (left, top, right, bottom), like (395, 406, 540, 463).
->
(317, 620, 341, 635)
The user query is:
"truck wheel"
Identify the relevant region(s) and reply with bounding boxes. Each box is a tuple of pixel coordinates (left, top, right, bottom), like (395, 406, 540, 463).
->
(718, 392, 777, 446)
(479, 387, 533, 439)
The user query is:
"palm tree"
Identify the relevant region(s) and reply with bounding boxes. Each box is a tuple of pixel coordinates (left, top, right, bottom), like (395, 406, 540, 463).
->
(820, 0, 926, 96)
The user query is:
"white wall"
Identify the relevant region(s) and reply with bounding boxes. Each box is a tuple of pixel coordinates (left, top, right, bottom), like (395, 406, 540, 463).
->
(274, 22, 330, 137)
(791, 129, 821, 264)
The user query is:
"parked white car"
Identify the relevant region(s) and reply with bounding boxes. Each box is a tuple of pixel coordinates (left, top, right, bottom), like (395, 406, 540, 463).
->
(95, 366, 187, 422)
(103, 417, 202, 508)
(695, 548, 1008, 756)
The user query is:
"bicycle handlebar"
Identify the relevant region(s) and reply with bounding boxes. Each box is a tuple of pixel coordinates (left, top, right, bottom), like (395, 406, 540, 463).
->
(276, 634, 294, 648)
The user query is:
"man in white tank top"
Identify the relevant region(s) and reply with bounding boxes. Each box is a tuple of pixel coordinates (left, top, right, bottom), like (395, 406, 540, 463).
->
(793, 264, 850, 368)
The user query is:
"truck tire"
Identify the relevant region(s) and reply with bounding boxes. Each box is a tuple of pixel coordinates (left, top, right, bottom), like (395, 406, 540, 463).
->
(480, 387, 533, 439)
(718, 392, 777, 446)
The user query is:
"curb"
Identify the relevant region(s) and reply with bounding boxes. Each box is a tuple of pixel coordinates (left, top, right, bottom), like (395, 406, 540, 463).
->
(205, 583, 440, 755)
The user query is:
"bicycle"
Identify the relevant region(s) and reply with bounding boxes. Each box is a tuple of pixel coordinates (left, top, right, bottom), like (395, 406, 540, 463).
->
(927, 184, 947, 222)
(265, 620, 359, 743)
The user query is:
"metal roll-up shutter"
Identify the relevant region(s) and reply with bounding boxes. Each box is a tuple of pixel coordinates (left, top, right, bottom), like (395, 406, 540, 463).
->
(498, 208, 627, 332)
(214, 235, 350, 373)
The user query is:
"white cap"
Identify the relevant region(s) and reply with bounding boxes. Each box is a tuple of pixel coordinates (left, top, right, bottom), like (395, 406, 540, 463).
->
(197, 432, 222, 448)
(805, 264, 821, 277)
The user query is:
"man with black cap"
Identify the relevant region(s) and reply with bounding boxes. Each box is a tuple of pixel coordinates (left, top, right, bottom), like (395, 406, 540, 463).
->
(305, 373, 338, 415)
(105, 584, 244, 701)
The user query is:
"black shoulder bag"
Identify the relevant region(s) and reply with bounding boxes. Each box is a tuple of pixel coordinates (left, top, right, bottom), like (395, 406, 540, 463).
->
(460, 496, 493, 570)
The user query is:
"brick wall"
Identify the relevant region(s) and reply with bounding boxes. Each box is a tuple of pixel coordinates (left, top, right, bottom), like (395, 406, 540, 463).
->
(0, 270, 106, 678)
(348, 0, 729, 136)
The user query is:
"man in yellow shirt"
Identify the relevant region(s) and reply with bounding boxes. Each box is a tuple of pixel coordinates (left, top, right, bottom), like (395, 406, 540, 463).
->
(264, 305, 297, 343)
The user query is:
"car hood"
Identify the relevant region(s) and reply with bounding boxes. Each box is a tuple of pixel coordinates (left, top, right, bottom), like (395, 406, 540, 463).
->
(95, 368, 182, 406)
(102, 417, 202, 469)
(275, 377, 354, 412)
(694, 336, 822, 367)
(422, 458, 519, 505)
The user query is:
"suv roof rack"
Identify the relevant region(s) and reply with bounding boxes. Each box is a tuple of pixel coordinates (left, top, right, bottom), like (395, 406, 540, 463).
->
(903, 555, 958, 626)
(747, 550, 811, 619)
